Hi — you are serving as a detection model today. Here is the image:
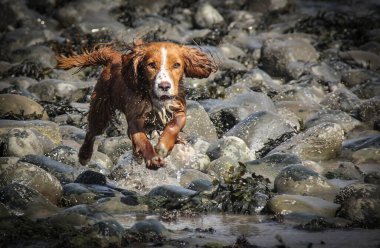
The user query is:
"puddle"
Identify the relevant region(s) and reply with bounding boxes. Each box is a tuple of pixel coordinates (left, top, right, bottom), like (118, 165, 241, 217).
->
(116, 213, 380, 247)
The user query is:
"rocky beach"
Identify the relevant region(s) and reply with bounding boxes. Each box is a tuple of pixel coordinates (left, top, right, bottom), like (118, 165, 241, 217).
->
(0, 0, 380, 247)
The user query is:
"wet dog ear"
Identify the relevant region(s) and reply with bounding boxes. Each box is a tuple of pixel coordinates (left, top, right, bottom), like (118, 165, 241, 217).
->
(122, 50, 145, 88)
(182, 46, 217, 78)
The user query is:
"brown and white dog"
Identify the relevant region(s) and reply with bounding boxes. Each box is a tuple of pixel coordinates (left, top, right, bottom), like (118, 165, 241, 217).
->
(56, 40, 217, 169)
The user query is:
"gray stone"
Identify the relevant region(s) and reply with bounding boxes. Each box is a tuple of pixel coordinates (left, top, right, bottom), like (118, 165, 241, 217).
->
(194, 2, 224, 28)
(61, 183, 97, 206)
(339, 50, 380, 71)
(204, 156, 240, 178)
(182, 100, 218, 141)
(148, 185, 197, 198)
(356, 97, 380, 129)
(269, 194, 340, 217)
(10, 45, 57, 68)
(0, 120, 62, 147)
(187, 179, 214, 192)
(0, 183, 58, 219)
(0, 161, 62, 204)
(364, 171, 380, 185)
(20, 154, 75, 184)
(130, 219, 168, 235)
(226, 111, 295, 154)
(92, 219, 124, 246)
(1, 128, 44, 157)
(341, 69, 378, 88)
(166, 143, 210, 171)
(224, 69, 281, 97)
(200, 92, 277, 135)
(178, 169, 213, 189)
(325, 162, 363, 180)
(91, 196, 148, 214)
(207, 136, 255, 162)
(46, 145, 81, 168)
(352, 148, 380, 164)
(305, 109, 363, 133)
(246, 153, 302, 188)
(59, 125, 86, 142)
(261, 38, 319, 79)
(97, 136, 132, 163)
(269, 123, 344, 161)
(0, 94, 48, 120)
(342, 134, 380, 151)
(352, 80, 380, 99)
(274, 165, 338, 201)
(74, 170, 107, 185)
(320, 88, 362, 114)
(335, 183, 380, 227)
(274, 100, 321, 123)
(28, 79, 94, 102)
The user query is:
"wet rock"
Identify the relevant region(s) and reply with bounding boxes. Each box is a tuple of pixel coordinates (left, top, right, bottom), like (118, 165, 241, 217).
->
(269, 122, 344, 161)
(1, 128, 44, 157)
(201, 92, 277, 135)
(50, 204, 110, 227)
(352, 80, 380, 99)
(206, 136, 255, 162)
(0, 161, 62, 204)
(352, 148, 380, 164)
(166, 143, 209, 171)
(130, 219, 168, 235)
(246, 153, 302, 188)
(305, 109, 362, 133)
(364, 171, 380, 185)
(0, 120, 62, 147)
(97, 136, 132, 163)
(187, 179, 214, 192)
(326, 162, 363, 180)
(335, 183, 380, 227)
(28, 79, 93, 102)
(246, 0, 290, 12)
(356, 97, 380, 129)
(182, 100, 218, 141)
(224, 69, 281, 97)
(269, 194, 340, 217)
(59, 125, 86, 142)
(194, 2, 224, 29)
(20, 154, 75, 184)
(0, 183, 59, 219)
(74, 170, 107, 185)
(113, 151, 179, 192)
(204, 156, 240, 178)
(282, 212, 352, 230)
(309, 62, 341, 85)
(178, 169, 213, 189)
(274, 165, 338, 201)
(61, 183, 97, 206)
(0, 94, 48, 120)
(46, 145, 81, 168)
(341, 69, 378, 88)
(325, 162, 363, 180)
(225, 111, 295, 155)
(274, 100, 321, 123)
(10, 45, 57, 68)
(92, 219, 124, 247)
(261, 38, 319, 79)
(342, 134, 380, 151)
(273, 80, 326, 103)
(339, 50, 380, 71)
(91, 196, 148, 214)
(148, 185, 197, 199)
(320, 88, 362, 114)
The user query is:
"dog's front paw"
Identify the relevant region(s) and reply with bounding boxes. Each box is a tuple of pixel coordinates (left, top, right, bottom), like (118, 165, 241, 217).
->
(145, 156, 165, 170)
(155, 143, 169, 158)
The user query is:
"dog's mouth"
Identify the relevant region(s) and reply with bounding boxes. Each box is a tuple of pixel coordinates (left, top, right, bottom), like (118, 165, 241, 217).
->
(159, 95, 173, 101)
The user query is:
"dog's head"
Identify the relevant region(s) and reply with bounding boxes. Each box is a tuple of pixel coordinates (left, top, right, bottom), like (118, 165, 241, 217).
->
(122, 41, 217, 102)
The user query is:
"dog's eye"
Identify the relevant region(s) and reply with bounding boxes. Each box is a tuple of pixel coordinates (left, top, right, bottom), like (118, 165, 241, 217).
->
(147, 62, 157, 69)
(173, 62, 181, 69)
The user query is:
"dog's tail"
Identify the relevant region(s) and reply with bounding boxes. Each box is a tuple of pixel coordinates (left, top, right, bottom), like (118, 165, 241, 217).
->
(56, 47, 121, 70)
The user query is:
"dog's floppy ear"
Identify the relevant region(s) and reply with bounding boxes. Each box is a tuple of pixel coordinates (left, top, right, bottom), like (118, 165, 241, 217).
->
(122, 50, 144, 89)
(182, 46, 217, 78)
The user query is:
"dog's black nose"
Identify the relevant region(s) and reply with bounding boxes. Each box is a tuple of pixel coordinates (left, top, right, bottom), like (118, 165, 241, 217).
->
(158, 81, 171, 91)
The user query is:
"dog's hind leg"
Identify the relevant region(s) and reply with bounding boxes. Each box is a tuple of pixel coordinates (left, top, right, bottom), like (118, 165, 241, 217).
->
(79, 90, 113, 165)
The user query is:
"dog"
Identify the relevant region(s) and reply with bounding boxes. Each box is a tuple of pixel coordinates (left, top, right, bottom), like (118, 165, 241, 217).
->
(56, 40, 217, 169)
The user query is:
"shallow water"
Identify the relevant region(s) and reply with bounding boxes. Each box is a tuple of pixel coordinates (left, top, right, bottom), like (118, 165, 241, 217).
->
(116, 213, 380, 247)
